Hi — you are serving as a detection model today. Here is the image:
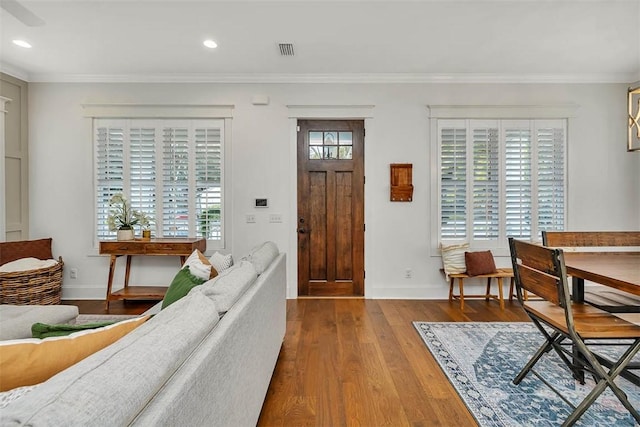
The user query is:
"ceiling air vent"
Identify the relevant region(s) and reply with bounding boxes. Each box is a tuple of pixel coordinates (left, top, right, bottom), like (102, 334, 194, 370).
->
(278, 43, 295, 56)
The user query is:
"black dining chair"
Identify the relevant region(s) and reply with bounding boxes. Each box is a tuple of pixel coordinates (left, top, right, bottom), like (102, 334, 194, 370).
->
(508, 238, 640, 426)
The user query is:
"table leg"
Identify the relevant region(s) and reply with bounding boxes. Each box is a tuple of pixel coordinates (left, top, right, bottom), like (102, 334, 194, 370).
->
(105, 255, 117, 311)
(572, 276, 585, 303)
(124, 255, 132, 290)
(180, 255, 186, 266)
(572, 275, 586, 383)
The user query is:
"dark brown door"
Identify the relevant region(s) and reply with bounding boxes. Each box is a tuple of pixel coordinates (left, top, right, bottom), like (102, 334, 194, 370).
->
(297, 120, 365, 296)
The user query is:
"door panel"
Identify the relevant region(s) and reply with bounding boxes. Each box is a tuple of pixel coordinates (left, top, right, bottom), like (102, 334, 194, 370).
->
(297, 120, 364, 297)
(0, 73, 28, 241)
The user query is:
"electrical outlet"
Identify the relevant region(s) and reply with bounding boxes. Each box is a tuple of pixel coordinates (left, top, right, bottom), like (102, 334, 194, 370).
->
(70, 268, 78, 279)
(404, 268, 412, 279)
(246, 214, 256, 223)
(269, 214, 282, 223)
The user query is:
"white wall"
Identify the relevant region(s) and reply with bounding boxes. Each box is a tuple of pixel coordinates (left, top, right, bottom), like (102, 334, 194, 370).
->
(27, 82, 640, 300)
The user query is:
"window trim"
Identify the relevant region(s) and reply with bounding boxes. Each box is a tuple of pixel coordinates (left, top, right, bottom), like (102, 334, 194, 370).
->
(428, 104, 577, 257)
(84, 104, 233, 252)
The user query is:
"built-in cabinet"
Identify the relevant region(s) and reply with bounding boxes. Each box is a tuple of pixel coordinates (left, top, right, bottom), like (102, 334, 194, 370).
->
(0, 73, 28, 242)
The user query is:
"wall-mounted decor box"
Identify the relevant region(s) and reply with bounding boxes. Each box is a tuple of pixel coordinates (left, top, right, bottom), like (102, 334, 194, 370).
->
(390, 163, 413, 202)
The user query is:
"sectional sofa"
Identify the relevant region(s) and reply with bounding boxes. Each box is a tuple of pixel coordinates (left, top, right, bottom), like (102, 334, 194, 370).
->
(1, 242, 286, 426)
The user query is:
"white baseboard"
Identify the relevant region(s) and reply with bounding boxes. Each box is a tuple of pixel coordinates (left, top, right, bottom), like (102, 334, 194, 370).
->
(61, 285, 108, 300)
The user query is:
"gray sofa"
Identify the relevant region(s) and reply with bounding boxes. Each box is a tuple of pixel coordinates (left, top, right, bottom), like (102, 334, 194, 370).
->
(1, 243, 286, 426)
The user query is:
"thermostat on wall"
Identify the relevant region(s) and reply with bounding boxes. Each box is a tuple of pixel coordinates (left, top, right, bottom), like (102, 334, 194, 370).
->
(255, 198, 268, 208)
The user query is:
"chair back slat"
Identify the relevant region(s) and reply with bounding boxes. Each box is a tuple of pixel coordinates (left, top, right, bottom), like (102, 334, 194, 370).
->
(543, 231, 640, 247)
(509, 238, 569, 307)
(511, 239, 556, 273)
(517, 264, 562, 305)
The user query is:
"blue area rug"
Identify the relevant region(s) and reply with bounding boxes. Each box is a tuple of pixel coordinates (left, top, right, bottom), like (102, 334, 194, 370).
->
(413, 322, 640, 426)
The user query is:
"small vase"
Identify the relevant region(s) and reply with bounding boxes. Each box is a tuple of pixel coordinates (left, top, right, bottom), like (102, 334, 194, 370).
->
(142, 229, 151, 240)
(117, 228, 135, 241)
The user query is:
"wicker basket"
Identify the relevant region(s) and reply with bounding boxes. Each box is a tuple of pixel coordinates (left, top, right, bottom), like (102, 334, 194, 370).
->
(0, 257, 64, 305)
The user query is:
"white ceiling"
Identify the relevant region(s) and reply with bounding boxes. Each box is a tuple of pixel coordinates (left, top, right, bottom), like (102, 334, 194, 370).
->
(1, 0, 639, 83)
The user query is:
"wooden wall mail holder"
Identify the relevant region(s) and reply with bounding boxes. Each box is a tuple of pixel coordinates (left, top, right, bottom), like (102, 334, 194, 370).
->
(390, 163, 413, 202)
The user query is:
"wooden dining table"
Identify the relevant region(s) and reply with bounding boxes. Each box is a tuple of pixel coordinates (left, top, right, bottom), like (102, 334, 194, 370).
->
(562, 251, 640, 385)
(563, 252, 640, 302)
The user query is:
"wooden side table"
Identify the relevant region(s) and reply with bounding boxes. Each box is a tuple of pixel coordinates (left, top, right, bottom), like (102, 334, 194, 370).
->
(99, 238, 206, 311)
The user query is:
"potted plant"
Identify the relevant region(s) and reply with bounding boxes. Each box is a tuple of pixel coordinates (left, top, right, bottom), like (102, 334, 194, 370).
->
(135, 211, 154, 240)
(107, 194, 152, 241)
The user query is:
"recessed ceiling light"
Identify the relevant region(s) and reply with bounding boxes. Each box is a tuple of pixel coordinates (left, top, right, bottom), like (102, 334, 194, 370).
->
(12, 39, 32, 48)
(203, 40, 217, 49)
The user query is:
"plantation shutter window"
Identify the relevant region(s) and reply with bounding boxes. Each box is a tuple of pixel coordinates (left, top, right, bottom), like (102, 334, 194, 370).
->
(161, 125, 190, 238)
(439, 121, 467, 240)
(437, 118, 566, 250)
(504, 121, 533, 240)
(129, 124, 157, 225)
(95, 121, 125, 241)
(94, 118, 225, 247)
(472, 123, 500, 241)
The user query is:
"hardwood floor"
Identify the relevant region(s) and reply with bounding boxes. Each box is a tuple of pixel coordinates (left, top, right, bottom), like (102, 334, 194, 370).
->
(258, 298, 528, 427)
(64, 297, 529, 426)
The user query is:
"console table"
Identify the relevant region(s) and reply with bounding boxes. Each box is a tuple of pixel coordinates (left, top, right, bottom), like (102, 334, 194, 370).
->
(99, 238, 206, 310)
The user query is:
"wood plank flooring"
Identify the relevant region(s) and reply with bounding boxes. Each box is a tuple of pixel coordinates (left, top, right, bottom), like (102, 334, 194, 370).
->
(64, 298, 529, 426)
(259, 298, 528, 427)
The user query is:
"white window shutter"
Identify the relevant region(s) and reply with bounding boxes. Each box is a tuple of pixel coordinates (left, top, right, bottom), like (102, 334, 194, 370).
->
(504, 122, 533, 240)
(471, 122, 499, 241)
(535, 121, 566, 236)
(95, 120, 125, 240)
(194, 125, 223, 240)
(439, 121, 467, 240)
(95, 118, 226, 245)
(129, 124, 157, 227)
(161, 125, 190, 237)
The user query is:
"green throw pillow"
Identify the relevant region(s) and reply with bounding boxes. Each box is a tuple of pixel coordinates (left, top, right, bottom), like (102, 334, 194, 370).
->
(161, 267, 206, 309)
(32, 321, 115, 339)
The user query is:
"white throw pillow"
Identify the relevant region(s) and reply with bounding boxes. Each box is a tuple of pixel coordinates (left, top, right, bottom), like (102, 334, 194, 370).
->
(0, 258, 58, 273)
(209, 252, 234, 272)
(182, 249, 217, 280)
(440, 242, 469, 277)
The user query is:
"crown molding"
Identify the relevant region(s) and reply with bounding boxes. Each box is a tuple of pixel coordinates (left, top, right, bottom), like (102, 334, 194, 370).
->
(0, 63, 30, 82)
(24, 72, 638, 84)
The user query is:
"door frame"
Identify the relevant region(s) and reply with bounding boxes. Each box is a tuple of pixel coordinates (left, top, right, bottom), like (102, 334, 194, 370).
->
(286, 105, 375, 299)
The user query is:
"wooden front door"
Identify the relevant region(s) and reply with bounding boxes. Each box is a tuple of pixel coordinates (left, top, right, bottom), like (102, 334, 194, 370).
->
(297, 120, 365, 296)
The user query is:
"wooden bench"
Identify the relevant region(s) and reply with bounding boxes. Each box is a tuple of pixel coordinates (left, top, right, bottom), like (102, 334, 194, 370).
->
(542, 231, 640, 312)
(447, 268, 514, 310)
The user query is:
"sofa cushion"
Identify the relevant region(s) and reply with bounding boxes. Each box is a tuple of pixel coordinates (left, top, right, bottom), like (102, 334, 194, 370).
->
(0, 315, 149, 392)
(0, 385, 38, 410)
(193, 260, 257, 314)
(161, 267, 206, 309)
(0, 238, 53, 266)
(0, 293, 219, 425)
(209, 251, 234, 272)
(182, 249, 218, 280)
(0, 305, 79, 341)
(245, 241, 279, 275)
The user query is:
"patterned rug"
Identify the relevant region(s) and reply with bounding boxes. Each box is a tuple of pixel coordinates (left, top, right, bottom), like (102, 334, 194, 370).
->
(413, 322, 640, 427)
